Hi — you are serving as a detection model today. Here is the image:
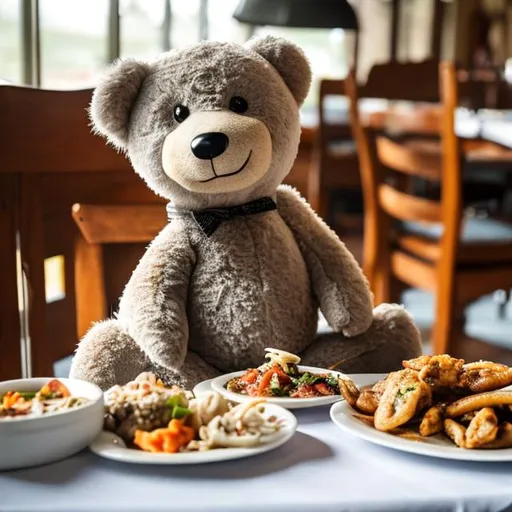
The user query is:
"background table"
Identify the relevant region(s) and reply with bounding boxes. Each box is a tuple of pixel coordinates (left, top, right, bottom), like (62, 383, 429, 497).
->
(2, 384, 511, 512)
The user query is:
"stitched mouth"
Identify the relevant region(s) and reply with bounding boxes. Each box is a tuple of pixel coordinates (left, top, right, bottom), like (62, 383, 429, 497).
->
(199, 151, 252, 183)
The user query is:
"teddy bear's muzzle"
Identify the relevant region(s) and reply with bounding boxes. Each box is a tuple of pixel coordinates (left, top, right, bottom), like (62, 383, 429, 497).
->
(161, 110, 272, 194)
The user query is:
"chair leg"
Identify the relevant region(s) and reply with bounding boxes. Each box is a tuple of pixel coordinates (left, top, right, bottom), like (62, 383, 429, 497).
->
(74, 236, 107, 340)
(495, 289, 510, 319)
(432, 290, 466, 356)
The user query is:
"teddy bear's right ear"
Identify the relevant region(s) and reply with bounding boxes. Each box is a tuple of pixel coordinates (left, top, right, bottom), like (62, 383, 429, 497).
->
(89, 59, 151, 150)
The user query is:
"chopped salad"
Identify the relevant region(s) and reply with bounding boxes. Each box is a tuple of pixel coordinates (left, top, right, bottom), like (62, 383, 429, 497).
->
(226, 348, 341, 398)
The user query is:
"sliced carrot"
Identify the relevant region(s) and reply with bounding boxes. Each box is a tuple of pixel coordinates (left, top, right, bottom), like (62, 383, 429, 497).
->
(2, 392, 22, 409)
(240, 369, 259, 384)
(134, 419, 195, 454)
(257, 365, 285, 395)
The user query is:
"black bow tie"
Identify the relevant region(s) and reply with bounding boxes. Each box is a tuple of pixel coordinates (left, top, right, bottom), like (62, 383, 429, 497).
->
(166, 197, 277, 237)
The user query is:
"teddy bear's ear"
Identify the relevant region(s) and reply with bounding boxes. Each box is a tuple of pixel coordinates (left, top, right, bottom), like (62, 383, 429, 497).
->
(246, 35, 312, 106)
(89, 59, 152, 150)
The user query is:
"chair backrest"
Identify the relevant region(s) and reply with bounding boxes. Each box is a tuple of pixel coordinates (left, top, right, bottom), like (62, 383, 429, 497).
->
(346, 61, 464, 282)
(0, 86, 130, 174)
(0, 85, 162, 377)
(361, 59, 440, 103)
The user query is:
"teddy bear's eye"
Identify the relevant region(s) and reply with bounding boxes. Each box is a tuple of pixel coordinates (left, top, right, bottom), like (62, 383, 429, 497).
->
(229, 96, 248, 114)
(173, 105, 190, 123)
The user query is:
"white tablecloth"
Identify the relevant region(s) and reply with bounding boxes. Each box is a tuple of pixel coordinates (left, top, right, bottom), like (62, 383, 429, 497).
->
(1, 381, 512, 512)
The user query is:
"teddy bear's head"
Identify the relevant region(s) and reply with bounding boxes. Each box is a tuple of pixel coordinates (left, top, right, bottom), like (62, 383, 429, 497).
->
(90, 36, 311, 209)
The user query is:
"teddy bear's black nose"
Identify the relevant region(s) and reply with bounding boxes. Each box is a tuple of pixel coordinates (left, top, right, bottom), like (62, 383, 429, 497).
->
(191, 132, 229, 160)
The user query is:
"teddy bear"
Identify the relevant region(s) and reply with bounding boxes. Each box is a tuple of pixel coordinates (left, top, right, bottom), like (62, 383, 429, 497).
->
(70, 36, 422, 391)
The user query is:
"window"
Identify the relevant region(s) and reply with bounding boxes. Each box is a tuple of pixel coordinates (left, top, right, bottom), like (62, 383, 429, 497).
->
(0, 0, 22, 84)
(1, 0, 348, 108)
(120, 0, 166, 59)
(39, 0, 109, 89)
(207, 0, 248, 43)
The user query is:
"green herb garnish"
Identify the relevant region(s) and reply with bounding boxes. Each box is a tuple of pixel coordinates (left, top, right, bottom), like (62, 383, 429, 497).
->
(393, 386, 417, 409)
(166, 395, 191, 419)
(171, 405, 192, 419)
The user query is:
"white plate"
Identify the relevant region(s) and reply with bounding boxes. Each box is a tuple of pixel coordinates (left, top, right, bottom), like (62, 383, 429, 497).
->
(89, 403, 297, 465)
(330, 374, 512, 462)
(209, 366, 344, 410)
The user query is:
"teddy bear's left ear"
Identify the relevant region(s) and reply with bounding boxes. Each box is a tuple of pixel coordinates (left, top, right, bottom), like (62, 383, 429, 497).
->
(246, 35, 312, 106)
(89, 58, 152, 150)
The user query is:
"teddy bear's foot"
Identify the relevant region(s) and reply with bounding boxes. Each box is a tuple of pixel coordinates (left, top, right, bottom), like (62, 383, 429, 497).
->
(69, 319, 151, 391)
(300, 303, 423, 374)
(149, 352, 222, 390)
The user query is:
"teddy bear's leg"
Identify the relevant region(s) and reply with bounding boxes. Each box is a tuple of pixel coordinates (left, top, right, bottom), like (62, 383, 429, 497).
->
(69, 319, 221, 391)
(300, 304, 423, 373)
(69, 319, 151, 390)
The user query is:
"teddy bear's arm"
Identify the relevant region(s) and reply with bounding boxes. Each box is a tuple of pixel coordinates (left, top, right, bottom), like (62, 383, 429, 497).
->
(277, 185, 373, 337)
(116, 222, 196, 370)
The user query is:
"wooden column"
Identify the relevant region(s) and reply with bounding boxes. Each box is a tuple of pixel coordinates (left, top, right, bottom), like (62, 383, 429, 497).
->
(431, 0, 445, 60)
(390, 0, 401, 61)
(0, 174, 22, 380)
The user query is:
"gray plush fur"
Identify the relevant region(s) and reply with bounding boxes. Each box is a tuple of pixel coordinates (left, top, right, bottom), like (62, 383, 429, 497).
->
(70, 36, 421, 390)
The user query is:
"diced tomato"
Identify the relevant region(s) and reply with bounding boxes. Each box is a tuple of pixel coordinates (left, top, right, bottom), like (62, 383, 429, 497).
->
(38, 379, 71, 399)
(240, 369, 259, 384)
(246, 383, 260, 397)
(291, 384, 317, 398)
(313, 382, 333, 396)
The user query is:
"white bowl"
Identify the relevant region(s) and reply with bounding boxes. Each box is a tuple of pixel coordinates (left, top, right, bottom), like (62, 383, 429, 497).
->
(0, 377, 104, 471)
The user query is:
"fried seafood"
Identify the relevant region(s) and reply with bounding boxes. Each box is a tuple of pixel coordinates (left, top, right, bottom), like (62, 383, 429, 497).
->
(403, 354, 464, 390)
(374, 370, 431, 432)
(459, 361, 512, 393)
(419, 404, 444, 437)
(480, 422, 512, 449)
(445, 390, 512, 418)
(465, 407, 498, 448)
(339, 378, 385, 415)
(356, 389, 380, 415)
(344, 355, 512, 450)
(338, 377, 361, 408)
(443, 419, 467, 448)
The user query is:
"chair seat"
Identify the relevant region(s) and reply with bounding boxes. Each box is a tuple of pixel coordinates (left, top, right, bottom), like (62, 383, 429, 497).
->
(398, 217, 512, 264)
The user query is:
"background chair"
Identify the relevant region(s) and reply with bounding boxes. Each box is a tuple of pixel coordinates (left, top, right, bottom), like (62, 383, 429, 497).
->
(347, 62, 512, 356)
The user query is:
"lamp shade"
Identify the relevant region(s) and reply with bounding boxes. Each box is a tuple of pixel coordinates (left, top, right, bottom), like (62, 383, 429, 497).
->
(233, 0, 358, 30)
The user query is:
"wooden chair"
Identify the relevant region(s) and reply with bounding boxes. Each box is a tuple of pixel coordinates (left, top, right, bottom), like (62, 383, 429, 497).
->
(72, 204, 167, 338)
(308, 79, 360, 224)
(0, 85, 165, 378)
(347, 62, 512, 355)
(309, 60, 441, 229)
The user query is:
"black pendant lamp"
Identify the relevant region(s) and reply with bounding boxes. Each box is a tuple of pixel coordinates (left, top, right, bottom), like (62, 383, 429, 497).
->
(233, 0, 358, 30)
